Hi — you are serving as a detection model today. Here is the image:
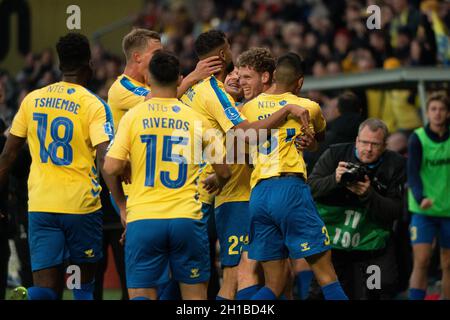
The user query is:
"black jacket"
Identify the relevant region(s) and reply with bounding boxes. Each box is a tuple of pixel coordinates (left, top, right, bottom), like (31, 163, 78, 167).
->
(308, 143, 406, 228)
(305, 112, 362, 171)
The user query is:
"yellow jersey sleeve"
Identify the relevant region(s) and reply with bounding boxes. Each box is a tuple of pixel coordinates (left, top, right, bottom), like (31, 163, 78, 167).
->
(182, 77, 246, 134)
(309, 101, 326, 134)
(107, 110, 132, 161)
(205, 77, 246, 133)
(10, 100, 28, 138)
(86, 95, 114, 147)
(107, 75, 150, 131)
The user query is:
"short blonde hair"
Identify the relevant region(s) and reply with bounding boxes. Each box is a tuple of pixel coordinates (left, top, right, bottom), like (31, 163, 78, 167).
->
(426, 92, 449, 111)
(122, 28, 160, 61)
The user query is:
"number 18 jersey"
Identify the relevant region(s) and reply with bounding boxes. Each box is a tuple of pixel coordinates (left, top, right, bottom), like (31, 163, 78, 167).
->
(10, 81, 114, 214)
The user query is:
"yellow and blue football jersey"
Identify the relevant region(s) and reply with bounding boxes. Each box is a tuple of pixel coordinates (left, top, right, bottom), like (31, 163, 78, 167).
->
(107, 74, 151, 131)
(241, 92, 326, 188)
(10, 81, 114, 214)
(108, 74, 151, 196)
(107, 97, 214, 223)
(180, 75, 252, 208)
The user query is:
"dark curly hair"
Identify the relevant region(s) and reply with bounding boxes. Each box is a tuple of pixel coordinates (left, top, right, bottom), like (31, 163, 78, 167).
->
(194, 30, 227, 57)
(56, 33, 91, 73)
(149, 50, 180, 86)
(237, 47, 275, 82)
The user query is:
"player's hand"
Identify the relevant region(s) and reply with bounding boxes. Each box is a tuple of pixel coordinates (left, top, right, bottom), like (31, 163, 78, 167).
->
(202, 174, 221, 195)
(119, 228, 126, 246)
(120, 161, 131, 184)
(192, 56, 222, 81)
(294, 130, 315, 152)
(286, 105, 310, 130)
(0, 212, 5, 220)
(420, 198, 433, 210)
(346, 175, 371, 196)
(335, 162, 348, 184)
(119, 209, 127, 228)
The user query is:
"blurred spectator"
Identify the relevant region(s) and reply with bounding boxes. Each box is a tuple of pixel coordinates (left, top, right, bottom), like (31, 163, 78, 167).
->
(0, 119, 9, 299)
(0, 82, 14, 126)
(390, 0, 421, 49)
(382, 58, 423, 134)
(386, 131, 409, 156)
(305, 91, 363, 171)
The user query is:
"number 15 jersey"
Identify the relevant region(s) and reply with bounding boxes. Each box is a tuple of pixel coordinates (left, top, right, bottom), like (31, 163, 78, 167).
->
(10, 81, 114, 214)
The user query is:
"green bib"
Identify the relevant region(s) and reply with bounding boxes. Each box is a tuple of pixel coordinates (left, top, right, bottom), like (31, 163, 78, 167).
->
(408, 127, 450, 217)
(316, 203, 390, 251)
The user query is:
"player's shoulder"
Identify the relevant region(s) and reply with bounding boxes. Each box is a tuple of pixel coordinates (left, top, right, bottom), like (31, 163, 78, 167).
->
(123, 99, 146, 118)
(76, 87, 113, 120)
(199, 76, 230, 100)
(78, 86, 106, 106)
(295, 96, 322, 113)
(109, 74, 150, 98)
(108, 75, 123, 95)
(241, 95, 259, 111)
(21, 86, 45, 104)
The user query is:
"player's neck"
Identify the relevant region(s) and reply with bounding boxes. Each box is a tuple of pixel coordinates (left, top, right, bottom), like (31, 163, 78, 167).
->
(214, 70, 227, 83)
(149, 87, 177, 99)
(62, 75, 87, 87)
(270, 84, 291, 95)
(429, 122, 448, 137)
(123, 64, 146, 84)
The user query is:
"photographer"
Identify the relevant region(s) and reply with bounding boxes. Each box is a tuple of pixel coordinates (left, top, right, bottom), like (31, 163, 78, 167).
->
(308, 118, 406, 299)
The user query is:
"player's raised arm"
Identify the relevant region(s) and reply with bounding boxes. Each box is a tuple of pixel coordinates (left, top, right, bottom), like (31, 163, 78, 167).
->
(177, 56, 222, 98)
(236, 103, 310, 133)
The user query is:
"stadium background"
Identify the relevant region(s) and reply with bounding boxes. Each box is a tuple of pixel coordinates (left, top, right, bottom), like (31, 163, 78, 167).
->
(0, 0, 449, 299)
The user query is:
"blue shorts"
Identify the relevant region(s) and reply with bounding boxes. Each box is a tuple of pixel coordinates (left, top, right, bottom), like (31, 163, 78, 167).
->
(410, 214, 450, 248)
(215, 201, 250, 267)
(201, 202, 214, 224)
(248, 176, 330, 261)
(125, 218, 210, 288)
(28, 210, 103, 272)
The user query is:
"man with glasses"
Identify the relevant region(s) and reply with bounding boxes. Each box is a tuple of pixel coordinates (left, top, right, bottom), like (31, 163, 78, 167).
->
(307, 118, 406, 299)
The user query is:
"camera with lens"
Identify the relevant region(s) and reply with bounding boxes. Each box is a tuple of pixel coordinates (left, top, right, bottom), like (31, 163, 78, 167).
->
(341, 162, 369, 185)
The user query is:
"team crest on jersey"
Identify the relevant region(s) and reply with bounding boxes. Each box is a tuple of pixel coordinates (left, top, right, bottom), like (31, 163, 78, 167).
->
(224, 107, 240, 121)
(104, 122, 114, 138)
(300, 243, 311, 252)
(190, 268, 200, 278)
(133, 87, 148, 96)
(279, 100, 287, 106)
(172, 105, 181, 113)
(67, 88, 76, 95)
(84, 249, 95, 258)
